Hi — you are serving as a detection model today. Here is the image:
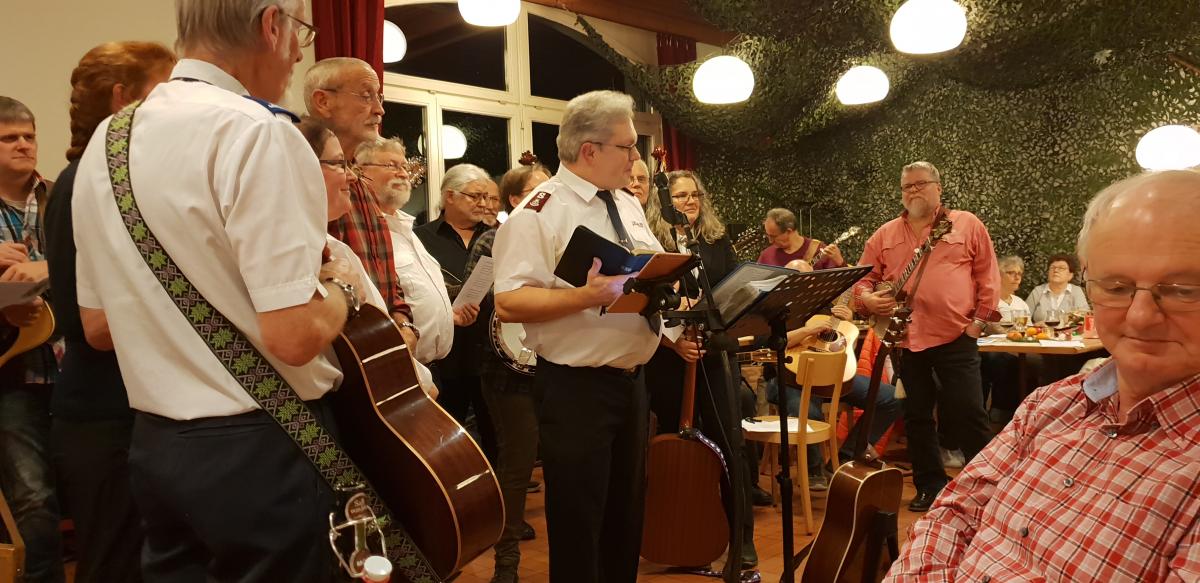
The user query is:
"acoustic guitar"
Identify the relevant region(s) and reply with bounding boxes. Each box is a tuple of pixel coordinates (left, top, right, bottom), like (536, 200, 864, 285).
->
(789, 293, 859, 382)
(641, 327, 731, 567)
(808, 226, 861, 268)
(329, 305, 504, 578)
(801, 217, 950, 582)
(0, 304, 54, 368)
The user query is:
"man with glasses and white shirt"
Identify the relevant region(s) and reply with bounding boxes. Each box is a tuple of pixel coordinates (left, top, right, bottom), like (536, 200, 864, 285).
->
(885, 170, 1200, 582)
(356, 137, 476, 367)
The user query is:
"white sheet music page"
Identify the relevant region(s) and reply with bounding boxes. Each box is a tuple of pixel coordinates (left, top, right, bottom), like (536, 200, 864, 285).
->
(453, 256, 494, 308)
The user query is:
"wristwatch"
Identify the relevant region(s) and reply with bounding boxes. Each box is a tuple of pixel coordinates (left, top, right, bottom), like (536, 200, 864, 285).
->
(972, 318, 987, 330)
(398, 320, 421, 341)
(324, 277, 360, 320)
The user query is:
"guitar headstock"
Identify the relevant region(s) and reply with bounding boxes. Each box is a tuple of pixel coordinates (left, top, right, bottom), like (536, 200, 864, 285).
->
(883, 307, 912, 345)
(518, 150, 539, 166)
(651, 146, 669, 170)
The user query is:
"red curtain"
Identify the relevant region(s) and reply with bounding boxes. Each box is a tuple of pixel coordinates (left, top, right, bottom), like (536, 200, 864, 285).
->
(312, 0, 385, 80)
(656, 33, 698, 170)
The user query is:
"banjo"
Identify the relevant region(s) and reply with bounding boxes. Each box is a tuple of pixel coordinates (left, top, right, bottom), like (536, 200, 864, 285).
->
(490, 313, 537, 375)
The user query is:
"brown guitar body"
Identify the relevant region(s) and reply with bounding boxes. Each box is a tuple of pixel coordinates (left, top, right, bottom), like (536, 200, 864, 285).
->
(641, 430, 731, 566)
(640, 322, 731, 568)
(330, 306, 504, 579)
(801, 460, 903, 582)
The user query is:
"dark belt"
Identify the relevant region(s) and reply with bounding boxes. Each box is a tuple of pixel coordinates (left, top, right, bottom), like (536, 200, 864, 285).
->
(537, 357, 641, 378)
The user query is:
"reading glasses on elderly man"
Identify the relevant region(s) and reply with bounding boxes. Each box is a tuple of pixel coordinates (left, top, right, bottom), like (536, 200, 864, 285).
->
(454, 189, 491, 204)
(901, 180, 939, 193)
(587, 141, 639, 160)
(1086, 278, 1200, 312)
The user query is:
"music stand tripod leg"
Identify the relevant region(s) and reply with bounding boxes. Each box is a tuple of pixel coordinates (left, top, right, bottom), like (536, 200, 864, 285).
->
(769, 310, 799, 582)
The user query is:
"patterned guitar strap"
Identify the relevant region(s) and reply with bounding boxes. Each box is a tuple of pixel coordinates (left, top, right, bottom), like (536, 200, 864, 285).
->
(104, 102, 441, 583)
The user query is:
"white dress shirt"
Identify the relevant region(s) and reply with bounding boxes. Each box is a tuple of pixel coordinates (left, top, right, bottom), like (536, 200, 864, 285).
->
(383, 210, 454, 363)
(73, 59, 341, 419)
(493, 164, 675, 369)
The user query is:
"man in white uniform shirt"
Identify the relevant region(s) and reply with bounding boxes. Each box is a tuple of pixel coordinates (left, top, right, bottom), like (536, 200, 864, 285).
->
(493, 90, 690, 583)
(356, 137, 476, 364)
(71, 1, 356, 580)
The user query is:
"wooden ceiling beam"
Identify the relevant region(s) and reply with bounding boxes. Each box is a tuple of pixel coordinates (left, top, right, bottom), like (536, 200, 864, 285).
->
(523, 0, 735, 48)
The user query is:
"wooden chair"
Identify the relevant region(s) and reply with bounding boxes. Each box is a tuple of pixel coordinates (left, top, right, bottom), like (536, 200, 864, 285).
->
(744, 349, 847, 535)
(0, 488, 24, 583)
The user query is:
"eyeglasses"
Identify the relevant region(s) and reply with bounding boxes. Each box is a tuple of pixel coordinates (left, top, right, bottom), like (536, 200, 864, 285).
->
(318, 159, 348, 173)
(1002, 270, 1024, 277)
(1085, 279, 1200, 312)
(281, 12, 318, 48)
(588, 141, 639, 161)
(670, 191, 704, 202)
(320, 88, 384, 106)
(1049, 265, 1072, 272)
(901, 180, 940, 193)
(454, 190, 490, 204)
(360, 162, 408, 174)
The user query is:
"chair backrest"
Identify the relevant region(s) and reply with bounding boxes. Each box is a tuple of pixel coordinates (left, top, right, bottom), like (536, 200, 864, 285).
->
(794, 350, 848, 427)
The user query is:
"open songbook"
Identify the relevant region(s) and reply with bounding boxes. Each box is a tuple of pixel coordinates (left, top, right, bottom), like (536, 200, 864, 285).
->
(710, 263, 798, 324)
(553, 225, 693, 314)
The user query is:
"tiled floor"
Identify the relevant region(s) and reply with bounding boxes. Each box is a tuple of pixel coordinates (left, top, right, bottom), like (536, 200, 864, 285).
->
(454, 455, 944, 583)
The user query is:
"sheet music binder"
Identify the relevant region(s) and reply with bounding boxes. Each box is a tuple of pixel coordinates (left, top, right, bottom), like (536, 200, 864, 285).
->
(711, 263, 874, 338)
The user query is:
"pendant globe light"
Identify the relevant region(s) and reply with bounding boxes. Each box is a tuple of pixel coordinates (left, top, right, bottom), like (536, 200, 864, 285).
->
(458, 0, 519, 27)
(382, 21, 406, 63)
(890, 0, 968, 55)
(835, 66, 890, 105)
(692, 55, 755, 105)
(442, 125, 468, 160)
(1136, 125, 1200, 170)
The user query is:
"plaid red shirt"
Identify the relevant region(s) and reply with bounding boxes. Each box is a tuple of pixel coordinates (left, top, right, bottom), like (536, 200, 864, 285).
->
(884, 361, 1200, 582)
(328, 174, 409, 319)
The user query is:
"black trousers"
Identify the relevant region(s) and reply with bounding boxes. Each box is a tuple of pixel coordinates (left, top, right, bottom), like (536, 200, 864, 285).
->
(898, 334, 994, 492)
(537, 359, 648, 583)
(128, 406, 337, 583)
(51, 416, 142, 583)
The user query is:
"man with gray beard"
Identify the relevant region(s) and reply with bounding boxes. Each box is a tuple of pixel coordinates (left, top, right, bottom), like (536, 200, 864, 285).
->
(356, 137, 474, 366)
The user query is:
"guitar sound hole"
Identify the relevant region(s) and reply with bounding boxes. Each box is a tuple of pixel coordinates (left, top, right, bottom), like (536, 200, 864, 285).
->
(818, 330, 838, 342)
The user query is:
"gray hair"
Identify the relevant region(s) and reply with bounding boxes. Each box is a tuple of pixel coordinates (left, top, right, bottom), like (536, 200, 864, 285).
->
(556, 90, 634, 163)
(766, 208, 796, 232)
(0, 97, 35, 128)
(902, 160, 942, 183)
(1077, 170, 1200, 261)
(355, 136, 406, 163)
(175, 0, 295, 53)
(303, 57, 376, 114)
(431, 163, 491, 219)
(997, 255, 1025, 272)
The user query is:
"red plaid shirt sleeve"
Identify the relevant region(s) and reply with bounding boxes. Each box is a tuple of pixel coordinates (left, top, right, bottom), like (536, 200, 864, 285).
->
(328, 178, 411, 320)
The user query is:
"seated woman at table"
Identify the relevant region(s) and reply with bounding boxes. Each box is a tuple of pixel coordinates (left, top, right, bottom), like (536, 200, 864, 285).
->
(981, 255, 1033, 423)
(1025, 253, 1089, 324)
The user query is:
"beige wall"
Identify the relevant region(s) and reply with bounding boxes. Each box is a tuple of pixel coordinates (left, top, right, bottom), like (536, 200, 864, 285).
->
(2, 0, 315, 180)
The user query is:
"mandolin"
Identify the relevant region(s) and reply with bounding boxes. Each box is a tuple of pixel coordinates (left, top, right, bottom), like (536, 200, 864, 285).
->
(329, 305, 504, 579)
(641, 323, 731, 567)
(809, 226, 862, 267)
(868, 213, 953, 338)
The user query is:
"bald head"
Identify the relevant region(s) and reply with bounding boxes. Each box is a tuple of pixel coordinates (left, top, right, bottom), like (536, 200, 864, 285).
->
(1078, 170, 1200, 263)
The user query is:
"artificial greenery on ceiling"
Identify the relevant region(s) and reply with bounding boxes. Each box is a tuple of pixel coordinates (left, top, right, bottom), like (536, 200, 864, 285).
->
(576, 1, 1200, 292)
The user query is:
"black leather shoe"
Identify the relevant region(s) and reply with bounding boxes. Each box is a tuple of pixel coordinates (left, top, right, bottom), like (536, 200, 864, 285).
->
(908, 489, 940, 512)
(519, 521, 536, 541)
(751, 486, 773, 507)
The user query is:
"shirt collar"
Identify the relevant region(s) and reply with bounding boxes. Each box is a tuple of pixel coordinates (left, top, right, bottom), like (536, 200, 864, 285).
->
(1043, 283, 1074, 295)
(555, 164, 602, 202)
(383, 209, 415, 231)
(1083, 359, 1200, 448)
(171, 59, 249, 96)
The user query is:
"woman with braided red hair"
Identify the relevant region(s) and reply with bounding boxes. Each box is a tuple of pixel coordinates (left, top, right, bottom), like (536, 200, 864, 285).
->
(44, 41, 174, 583)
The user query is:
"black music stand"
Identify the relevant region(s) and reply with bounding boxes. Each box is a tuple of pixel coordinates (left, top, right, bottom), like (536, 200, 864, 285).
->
(716, 263, 873, 583)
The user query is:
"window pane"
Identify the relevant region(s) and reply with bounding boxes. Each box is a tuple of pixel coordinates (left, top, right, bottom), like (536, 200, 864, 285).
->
(384, 4, 506, 91)
(442, 110, 510, 181)
(532, 122, 560, 175)
(528, 15, 646, 109)
(379, 101, 430, 222)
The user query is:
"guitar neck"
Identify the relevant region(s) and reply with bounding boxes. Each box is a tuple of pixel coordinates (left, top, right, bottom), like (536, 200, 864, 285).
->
(679, 324, 699, 431)
(852, 336, 894, 461)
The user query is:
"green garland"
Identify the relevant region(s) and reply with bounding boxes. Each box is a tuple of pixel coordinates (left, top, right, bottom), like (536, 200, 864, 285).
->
(574, 2, 1200, 292)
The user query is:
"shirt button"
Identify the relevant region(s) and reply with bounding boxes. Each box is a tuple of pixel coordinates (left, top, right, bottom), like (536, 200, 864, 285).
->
(1019, 526, 1029, 538)
(1104, 429, 1118, 438)
(1064, 477, 1074, 487)
(982, 577, 991, 583)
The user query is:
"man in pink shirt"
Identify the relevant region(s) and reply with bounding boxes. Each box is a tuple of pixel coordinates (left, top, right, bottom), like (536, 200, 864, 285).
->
(883, 169, 1200, 582)
(855, 161, 999, 512)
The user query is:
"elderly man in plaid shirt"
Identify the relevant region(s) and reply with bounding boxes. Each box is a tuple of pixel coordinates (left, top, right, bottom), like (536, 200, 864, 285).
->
(886, 170, 1200, 582)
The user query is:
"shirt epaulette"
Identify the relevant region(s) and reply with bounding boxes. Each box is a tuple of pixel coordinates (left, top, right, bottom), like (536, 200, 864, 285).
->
(527, 191, 553, 212)
(242, 96, 300, 122)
